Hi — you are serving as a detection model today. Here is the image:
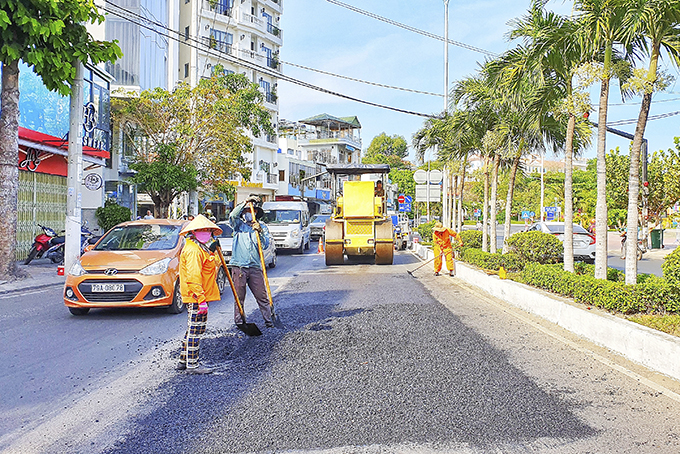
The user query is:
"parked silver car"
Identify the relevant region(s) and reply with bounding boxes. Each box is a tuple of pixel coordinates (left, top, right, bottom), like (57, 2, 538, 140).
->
(215, 222, 277, 268)
(525, 222, 596, 263)
(309, 214, 331, 240)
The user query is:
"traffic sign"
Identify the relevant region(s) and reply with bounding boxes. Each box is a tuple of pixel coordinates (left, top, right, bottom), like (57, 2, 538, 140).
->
(398, 194, 405, 204)
(415, 184, 441, 202)
(413, 169, 427, 184)
(429, 169, 443, 183)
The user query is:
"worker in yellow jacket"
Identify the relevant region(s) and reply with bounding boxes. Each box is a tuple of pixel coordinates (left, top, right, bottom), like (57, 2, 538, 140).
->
(433, 221, 463, 277)
(177, 215, 222, 374)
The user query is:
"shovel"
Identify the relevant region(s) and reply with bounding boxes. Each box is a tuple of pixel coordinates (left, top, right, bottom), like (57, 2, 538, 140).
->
(407, 253, 442, 277)
(216, 245, 262, 336)
(249, 203, 284, 328)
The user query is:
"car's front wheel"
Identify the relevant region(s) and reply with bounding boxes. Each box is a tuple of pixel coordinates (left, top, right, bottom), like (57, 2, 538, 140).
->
(167, 281, 185, 314)
(216, 266, 227, 296)
(269, 251, 277, 268)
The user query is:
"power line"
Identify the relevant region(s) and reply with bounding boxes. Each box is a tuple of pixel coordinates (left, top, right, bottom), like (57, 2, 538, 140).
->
(102, 1, 440, 118)
(283, 61, 444, 97)
(608, 110, 680, 126)
(326, 0, 498, 58)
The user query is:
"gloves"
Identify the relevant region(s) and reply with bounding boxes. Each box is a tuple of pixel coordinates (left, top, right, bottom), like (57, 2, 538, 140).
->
(197, 301, 208, 315)
(208, 240, 219, 252)
(245, 195, 261, 205)
(251, 221, 262, 233)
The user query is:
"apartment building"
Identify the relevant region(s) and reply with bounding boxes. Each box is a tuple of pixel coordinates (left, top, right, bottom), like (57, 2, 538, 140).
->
(179, 0, 283, 210)
(277, 114, 362, 213)
(98, 0, 180, 218)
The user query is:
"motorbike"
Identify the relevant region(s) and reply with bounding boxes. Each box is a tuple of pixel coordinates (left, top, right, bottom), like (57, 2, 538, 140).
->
(24, 224, 65, 265)
(620, 230, 645, 261)
(45, 223, 100, 265)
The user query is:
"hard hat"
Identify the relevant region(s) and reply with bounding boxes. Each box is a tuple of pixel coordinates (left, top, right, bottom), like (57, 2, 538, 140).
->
(180, 214, 222, 236)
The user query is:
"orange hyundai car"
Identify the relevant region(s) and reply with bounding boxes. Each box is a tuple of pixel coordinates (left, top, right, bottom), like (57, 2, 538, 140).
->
(63, 219, 192, 315)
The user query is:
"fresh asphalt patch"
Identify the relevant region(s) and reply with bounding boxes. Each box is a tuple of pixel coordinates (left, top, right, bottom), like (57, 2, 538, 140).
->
(103, 265, 596, 454)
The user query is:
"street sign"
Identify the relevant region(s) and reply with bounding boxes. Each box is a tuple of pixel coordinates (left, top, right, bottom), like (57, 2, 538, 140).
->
(413, 169, 427, 184)
(398, 202, 412, 212)
(405, 195, 412, 204)
(398, 194, 405, 204)
(429, 169, 443, 183)
(415, 184, 441, 202)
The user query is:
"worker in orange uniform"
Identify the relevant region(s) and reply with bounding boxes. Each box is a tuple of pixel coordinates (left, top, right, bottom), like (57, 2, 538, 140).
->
(177, 214, 223, 374)
(433, 221, 463, 277)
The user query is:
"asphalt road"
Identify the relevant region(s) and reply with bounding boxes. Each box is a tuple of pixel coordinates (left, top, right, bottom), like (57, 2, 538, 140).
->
(2, 243, 680, 453)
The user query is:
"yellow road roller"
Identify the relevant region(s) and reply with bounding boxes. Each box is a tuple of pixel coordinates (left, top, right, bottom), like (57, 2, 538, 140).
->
(324, 164, 393, 265)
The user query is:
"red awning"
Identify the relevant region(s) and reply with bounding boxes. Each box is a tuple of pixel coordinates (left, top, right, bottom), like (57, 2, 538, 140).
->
(18, 127, 110, 159)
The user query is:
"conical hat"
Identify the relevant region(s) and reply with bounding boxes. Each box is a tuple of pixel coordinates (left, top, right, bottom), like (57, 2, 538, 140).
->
(180, 214, 222, 236)
(433, 221, 446, 232)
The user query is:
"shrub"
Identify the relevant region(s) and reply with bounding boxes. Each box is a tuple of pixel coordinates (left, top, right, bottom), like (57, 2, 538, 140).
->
(662, 247, 680, 288)
(458, 230, 482, 250)
(95, 199, 132, 232)
(505, 230, 563, 265)
(417, 220, 436, 242)
(520, 262, 680, 315)
(460, 248, 524, 272)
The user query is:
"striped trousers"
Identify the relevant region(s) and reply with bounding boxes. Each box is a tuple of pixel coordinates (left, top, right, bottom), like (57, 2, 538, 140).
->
(179, 303, 208, 369)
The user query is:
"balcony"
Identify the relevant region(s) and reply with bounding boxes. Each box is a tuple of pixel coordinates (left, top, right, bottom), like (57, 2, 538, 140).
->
(202, 37, 232, 56)
(238, 48, 264, 65)
(266, 23, 283, 40)
(241, 12, 264, 28)
(201, 1, 232, 20)
(266, 56, 280, 71)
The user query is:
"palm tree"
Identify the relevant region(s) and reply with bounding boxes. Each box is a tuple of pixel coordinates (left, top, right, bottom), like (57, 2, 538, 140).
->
(620, 0, 680, 284)
(574, 0, 627, 280)
(451, 72, 503, 252)
(502, 3, 592, 272)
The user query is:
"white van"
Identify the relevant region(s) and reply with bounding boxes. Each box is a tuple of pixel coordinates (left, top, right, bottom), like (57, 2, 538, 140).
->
(262, 201, 311, 254)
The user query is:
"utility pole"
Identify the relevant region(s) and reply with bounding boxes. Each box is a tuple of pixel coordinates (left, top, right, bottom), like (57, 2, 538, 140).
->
(65, 62, 84, 273)
(443, 0, 450, 228)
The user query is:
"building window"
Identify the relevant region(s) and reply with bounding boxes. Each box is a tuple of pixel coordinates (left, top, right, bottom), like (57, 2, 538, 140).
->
(184, 63, 189, 78)
(185, 26, 189, 40)
(210, 29, 233, 54)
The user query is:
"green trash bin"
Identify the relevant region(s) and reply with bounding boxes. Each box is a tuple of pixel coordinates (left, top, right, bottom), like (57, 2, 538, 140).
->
(650, 228, 663, 249)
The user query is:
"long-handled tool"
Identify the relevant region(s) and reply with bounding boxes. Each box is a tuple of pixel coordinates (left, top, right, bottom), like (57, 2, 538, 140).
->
(249, 203, 284, 328)
(407, 253, 442, 277)
(216, 244, 262, 336)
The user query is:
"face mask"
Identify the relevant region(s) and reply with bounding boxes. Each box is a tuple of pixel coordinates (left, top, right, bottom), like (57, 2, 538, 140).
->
(194, 231, 212, 244)
(243, 212, 254, 223)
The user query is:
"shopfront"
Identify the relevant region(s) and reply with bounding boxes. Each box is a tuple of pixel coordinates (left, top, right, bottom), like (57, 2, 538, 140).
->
(13, 62, 111, 259)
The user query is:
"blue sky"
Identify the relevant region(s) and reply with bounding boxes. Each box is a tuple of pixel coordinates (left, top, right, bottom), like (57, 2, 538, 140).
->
(278, 0, 680, 164)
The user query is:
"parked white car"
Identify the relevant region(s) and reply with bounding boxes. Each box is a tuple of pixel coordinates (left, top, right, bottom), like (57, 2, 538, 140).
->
(215, 221, 277, 268)
(525, 222, 596, 263)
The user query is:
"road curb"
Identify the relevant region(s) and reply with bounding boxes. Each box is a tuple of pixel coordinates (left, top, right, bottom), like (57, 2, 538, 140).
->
(410, 244, 680, 382)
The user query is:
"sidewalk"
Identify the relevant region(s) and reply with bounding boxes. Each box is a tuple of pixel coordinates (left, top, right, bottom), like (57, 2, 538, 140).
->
(0, 258, 65, 294)
(607, 228, 679, 260)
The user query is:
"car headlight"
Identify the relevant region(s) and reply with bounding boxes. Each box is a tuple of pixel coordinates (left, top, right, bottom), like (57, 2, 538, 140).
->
(291, 229, 300, 237)
(69, 261, 87, 277)
(139, 257, 171, 276)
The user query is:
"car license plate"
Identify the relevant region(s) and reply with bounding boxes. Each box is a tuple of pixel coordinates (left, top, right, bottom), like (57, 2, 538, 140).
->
(91, 283, 125, 292)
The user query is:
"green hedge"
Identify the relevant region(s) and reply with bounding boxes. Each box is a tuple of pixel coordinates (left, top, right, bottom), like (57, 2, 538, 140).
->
(458, 230, 482, 249)
(417, 221, 436, 242)
(505, 231, 563, 265)
(460, 247, 524, 272)
(521, 263, 680, 315)
(662, 247, 680, 288)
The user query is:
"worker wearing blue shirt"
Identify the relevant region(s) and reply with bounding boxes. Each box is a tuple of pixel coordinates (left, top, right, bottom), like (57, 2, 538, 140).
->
(229, 196, 274, 328)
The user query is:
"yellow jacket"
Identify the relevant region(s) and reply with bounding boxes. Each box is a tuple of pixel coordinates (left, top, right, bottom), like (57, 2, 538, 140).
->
(179, 239, 220, 304)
